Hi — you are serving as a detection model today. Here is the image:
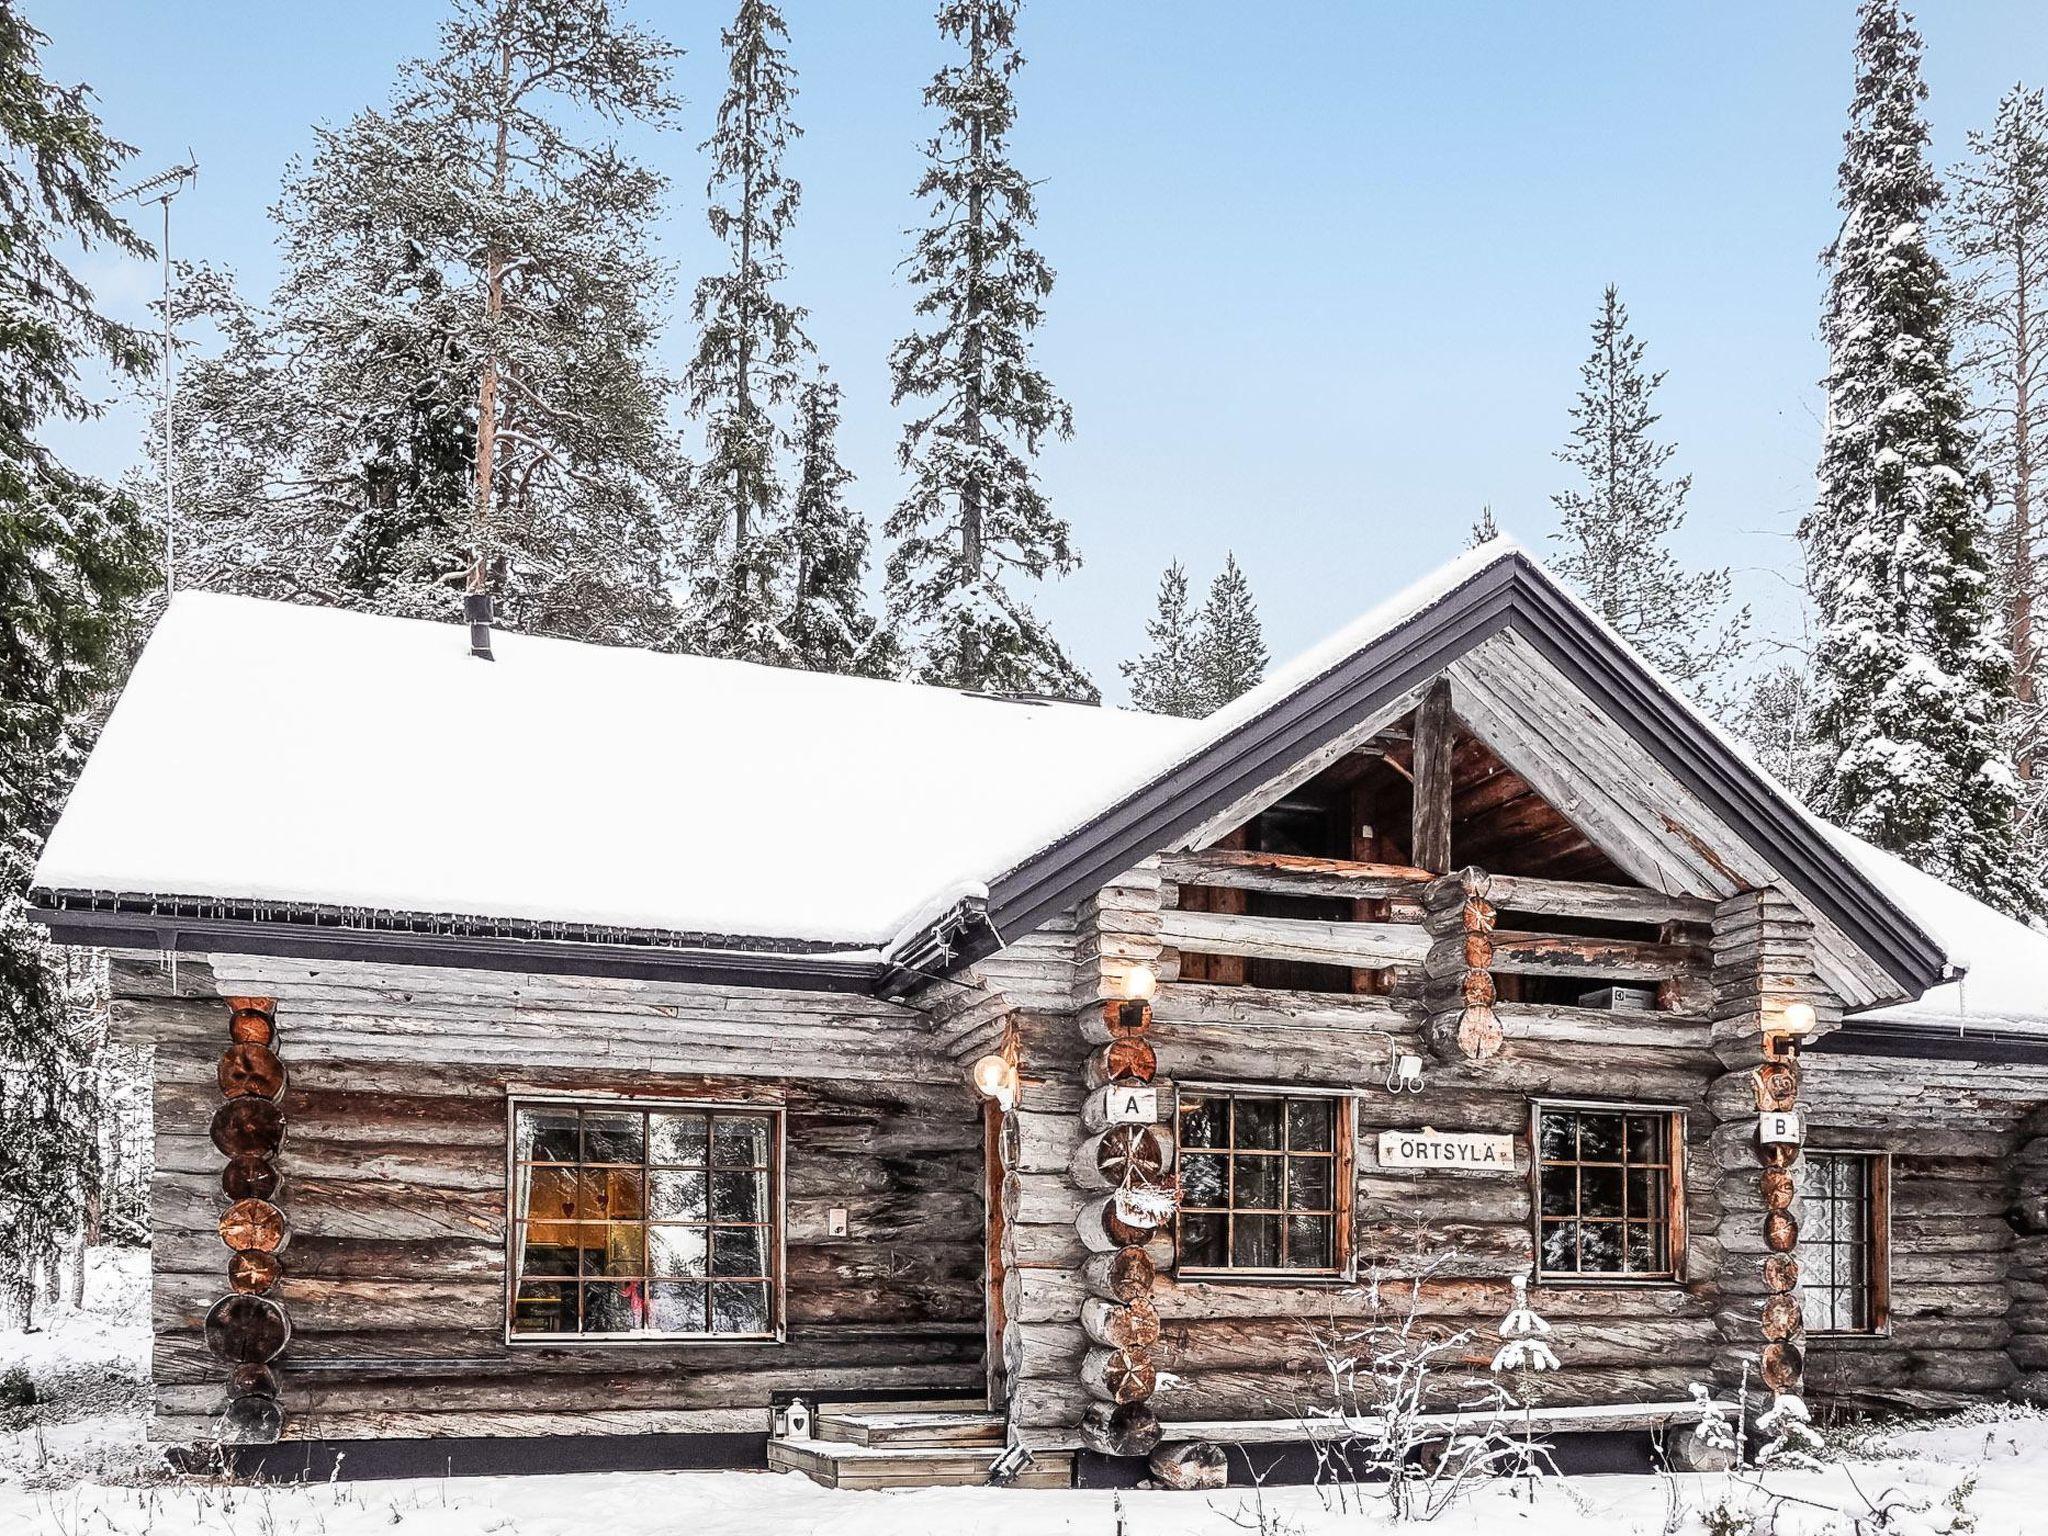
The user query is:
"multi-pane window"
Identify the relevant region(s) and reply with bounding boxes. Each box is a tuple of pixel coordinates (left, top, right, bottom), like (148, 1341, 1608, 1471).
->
(1535, 1104, 1683, 1280)
(1803, 1152, 1887, 1334)
(1177, 1091, 1348, 1275)
(508, 1101, 780, 1340)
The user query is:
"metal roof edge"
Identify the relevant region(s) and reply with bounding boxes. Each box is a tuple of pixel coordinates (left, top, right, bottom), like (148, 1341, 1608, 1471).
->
(1809, 1018, 2048, 1067)
(30, 903, 885, 994)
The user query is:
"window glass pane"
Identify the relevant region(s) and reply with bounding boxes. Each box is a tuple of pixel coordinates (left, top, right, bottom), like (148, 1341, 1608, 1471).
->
(1180, 1097, 1223, 1147)
(648, 1280, 706, 1333)
(1235, 1099, 1284, 1150)
(1232, 1213, 1282, 1267)
(712, 1169, 766, 1223)
(511, 1279, 576, 1333)
(1538, 1111, 1574, 1162)
(1580, 1223, 1622, 1272)
(583, 1111, 644, 1164)
(1579, 1114, 1622, 1161)
(649, 1168, 708, 1222)
(518, 1225, 580, 1276)
(1235, 1155, 1282, 1209)
(1180, 1212, 1226, 1268)
(1539, 1173, 1576, 1217)
(1287, 1157, 1332, 1212)
(1286, 1100, 1333, 1152)
(1541, 1221, 1578, 1272)
(649, 1112, 708, 1166)
(527, 1165, 579, 1221)
(648, 1224, 708, 1278)
(713, 1116, 770, 1167)
(1627, 1168, 1665, 1220)
(1580, 1165, 1623, 1217)
(712, 1281, 771, 1334)
(597, 1169, 643, 1223)
(1286, 1216, 1333, 1268)
(1625, 1223, 1664, 1273)
(521, 1108, 580, 1163)
(585, 1224, 643, 1277)
(1181, 1153, 1226, 1208)
(1626, 1115, 1665, 1163)
(713, 1224, 767, 1278)
(583, 1281, 645, 1333)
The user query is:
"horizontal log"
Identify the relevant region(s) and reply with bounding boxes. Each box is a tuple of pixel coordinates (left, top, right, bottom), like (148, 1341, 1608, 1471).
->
(1161, 909, 1430, 968)
(1161, 850, 1434, 900)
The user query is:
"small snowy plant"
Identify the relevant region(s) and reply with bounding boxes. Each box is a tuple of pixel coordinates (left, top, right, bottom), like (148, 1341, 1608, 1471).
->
(1491, 1273, 1561, 1499)
(1755, 1393, 1826, 1471)
(1490, 1273, 1559, 1378)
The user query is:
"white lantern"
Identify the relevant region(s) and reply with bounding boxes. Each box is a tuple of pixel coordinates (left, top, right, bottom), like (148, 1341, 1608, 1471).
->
(970, 1053, 1019, 1110)
(1121, 963, 1157, 1002)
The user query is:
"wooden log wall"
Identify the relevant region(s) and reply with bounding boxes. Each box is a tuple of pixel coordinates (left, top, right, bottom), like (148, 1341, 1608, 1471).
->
(116, 954, 984, 1443)
(1800, 1060, 2048, 1412)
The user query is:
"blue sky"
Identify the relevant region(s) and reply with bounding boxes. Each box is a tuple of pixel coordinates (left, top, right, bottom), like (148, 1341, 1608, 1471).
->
(37, 1, 2048, 700)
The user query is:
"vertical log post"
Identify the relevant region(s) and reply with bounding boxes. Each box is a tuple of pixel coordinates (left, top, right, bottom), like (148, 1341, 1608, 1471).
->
(206, 995, 288, 1444)
(1074, 983, 1166, 1458)
(1421, 868, 1502, 1063)
(1708, 891, 1835, 1404)
(1410, 677, 1456, 874)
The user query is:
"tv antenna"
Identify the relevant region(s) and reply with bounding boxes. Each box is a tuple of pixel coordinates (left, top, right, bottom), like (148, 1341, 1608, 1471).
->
(115, 157, 198, 592)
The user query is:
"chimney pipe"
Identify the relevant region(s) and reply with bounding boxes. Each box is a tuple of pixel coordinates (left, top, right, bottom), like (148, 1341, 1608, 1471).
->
(465, 591, 495, 661)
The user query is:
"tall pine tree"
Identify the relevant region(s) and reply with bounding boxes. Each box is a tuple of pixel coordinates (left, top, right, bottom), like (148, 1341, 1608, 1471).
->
(1121, 561, 1203, 717)
(1195, 553, 1268, 710)
(687, 0, 808, 663)
(1947, 85, 2048, 858)
(0, 2, 155, 1321)
(886, 0, 1089, 699)
(1804, 0, 2032, 914)
(786, 371, 889, 676)
(167, 0, 693, 647)
(1550, 285, 1747, 701)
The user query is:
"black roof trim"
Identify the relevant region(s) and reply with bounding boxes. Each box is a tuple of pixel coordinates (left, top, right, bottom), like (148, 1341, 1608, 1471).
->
(1813, 1018, 2048, 1066)
(29, 904, 883, 993)
(972, 552, 1947, 999)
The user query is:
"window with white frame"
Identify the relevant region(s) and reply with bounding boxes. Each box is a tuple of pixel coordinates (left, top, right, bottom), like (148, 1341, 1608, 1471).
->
(507, 1100, 781, 1340)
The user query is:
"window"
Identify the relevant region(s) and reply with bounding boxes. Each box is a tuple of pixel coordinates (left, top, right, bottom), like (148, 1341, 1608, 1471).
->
(507, 1100, 781, 1341)
(1534, 1103, 1685, 1281)
(1803, 1152, 1888, 1335)
(1176, 1090, 1351, 1276)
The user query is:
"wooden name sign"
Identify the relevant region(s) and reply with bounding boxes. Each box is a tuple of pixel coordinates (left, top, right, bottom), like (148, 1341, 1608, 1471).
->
(1095, 1085, 1160, 1126)
(1377, 1127, 1515, 1171)
(1758, 1110, 1804, 1146)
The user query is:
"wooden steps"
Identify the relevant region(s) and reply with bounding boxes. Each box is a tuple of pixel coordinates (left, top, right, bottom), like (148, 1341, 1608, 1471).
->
(769, 1407, 1072, 1489)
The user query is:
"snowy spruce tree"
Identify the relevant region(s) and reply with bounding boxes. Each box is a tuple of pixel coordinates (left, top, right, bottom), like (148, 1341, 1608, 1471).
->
(1948, 85, 2048, 862)
(1195, 553, 1268, 710)
(687, 0, 809, 664)
(168, 0, 694, 647)
(886, 0, 1090, 699)
(0, 3, 155, 1322)
(786, 372, 889, 676)
(1804, 0, 2035, 914)
(1121, 561, 1204, 717)
(1551, 285, 1747, 703)
(1468, 504, 1501, 548)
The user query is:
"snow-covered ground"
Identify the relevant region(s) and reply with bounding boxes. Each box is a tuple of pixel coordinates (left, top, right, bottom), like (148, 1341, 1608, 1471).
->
(3, 1248, 2043, 1535)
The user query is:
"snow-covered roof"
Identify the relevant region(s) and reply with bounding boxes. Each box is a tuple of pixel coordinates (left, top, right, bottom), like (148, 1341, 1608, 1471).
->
(33, 539, 2045, 1034)
(1823, 826, 2048, 1035)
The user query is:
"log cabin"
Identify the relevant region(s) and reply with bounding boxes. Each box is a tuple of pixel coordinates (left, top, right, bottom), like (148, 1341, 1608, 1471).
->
(28, 540, 2048, 1487)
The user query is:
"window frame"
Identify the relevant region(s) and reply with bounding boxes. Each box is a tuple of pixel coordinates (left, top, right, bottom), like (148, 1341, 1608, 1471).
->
(1529, 1099, 1689, 1287)
(1801, 1149, 1891, 1338)
(1173, 1082, 1357, 1283)
(502, 1092, 787, 1347)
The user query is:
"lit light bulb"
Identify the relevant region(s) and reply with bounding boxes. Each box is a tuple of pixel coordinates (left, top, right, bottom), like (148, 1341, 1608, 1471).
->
(1781, 1002, 1818, 1036)
(970, 1053, 1020, 1108)
(1121, 964, 1157, 1002)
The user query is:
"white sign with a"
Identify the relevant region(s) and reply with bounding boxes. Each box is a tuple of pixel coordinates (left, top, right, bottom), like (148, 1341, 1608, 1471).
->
(1758, 1110, 1804, 1146)
(1377, 1126, 1516, 1171)
(1096, 1085, 1159, 1126)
